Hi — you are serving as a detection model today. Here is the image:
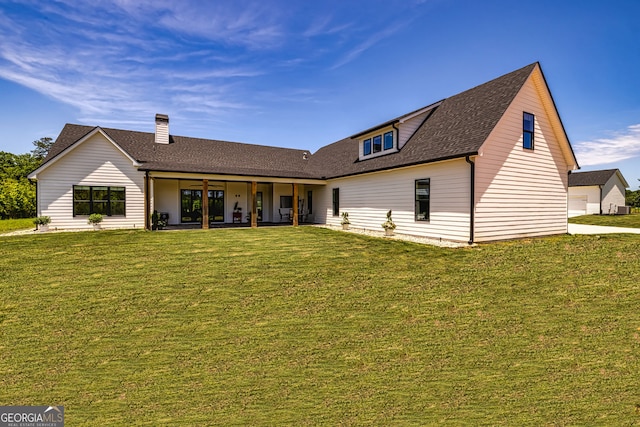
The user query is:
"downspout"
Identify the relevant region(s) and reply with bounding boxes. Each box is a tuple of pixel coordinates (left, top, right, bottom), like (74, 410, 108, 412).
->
(599, 185, 603, 215)
(392, 122, 400, 148)
(465, 156, 475, 245)
(144, 171, 150, 230)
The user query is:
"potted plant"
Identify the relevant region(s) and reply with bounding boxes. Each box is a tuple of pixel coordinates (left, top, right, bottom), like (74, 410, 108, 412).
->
(88, 213, 103, 230)
(341, 212, 350, 230)
(33, 216, 51, 232)
(381, 210, 396, 236)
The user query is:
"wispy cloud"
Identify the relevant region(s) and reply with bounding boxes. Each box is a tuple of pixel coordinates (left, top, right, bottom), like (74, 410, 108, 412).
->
(574, 124, 640, 166)
(330, 19, 411, 70)
(0, 0, 431, 133)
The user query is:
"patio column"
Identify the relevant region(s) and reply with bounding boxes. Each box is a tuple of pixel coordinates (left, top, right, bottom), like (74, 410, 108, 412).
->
(202, 179, 209, 229)
(251, 181, 258, 228)
(292, 183, 299, 227)
(144, 172, 151, 230)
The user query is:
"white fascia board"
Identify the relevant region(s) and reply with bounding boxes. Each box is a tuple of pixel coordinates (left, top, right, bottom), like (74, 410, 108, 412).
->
(615, 170, 629, 188)
(28, 127, 141, 179)
(397, 101, 442, 124)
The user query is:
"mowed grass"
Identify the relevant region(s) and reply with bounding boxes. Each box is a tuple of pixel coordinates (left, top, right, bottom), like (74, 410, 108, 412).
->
(569, 212, 640, 228)
(1, 227, 639, 425)
(0, 218, 35, 233)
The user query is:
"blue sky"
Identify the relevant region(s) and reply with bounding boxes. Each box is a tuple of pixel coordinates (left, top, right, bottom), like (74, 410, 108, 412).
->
(1, 0, 639, 188)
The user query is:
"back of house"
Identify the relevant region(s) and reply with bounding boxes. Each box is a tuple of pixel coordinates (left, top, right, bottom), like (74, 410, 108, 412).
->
(29, 62, 578, 242)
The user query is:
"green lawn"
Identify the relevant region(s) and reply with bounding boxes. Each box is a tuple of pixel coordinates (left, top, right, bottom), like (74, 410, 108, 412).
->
(0, 217, 35, 233)
(569, 212, 640, 228)
(1, 227, 639, 425)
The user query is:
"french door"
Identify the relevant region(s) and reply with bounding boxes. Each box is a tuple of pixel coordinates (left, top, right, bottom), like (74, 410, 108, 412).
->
(181, 189, 225, 223)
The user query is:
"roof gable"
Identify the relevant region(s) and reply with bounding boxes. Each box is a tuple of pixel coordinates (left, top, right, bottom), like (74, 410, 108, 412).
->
(308, 63, 539, 178)
(569, 169, 628, 187)
(29, 126, 140, 179)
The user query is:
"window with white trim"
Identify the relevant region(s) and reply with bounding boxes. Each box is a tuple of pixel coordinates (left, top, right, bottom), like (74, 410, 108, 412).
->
(361, 130, 395, 158)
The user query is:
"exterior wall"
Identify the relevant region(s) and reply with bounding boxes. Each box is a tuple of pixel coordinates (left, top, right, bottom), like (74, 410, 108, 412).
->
(398, 111, 430, 149)
(36, 133, 145, 230)
(154, 179, 180, 224)
(601, 175, 626, 214)
(256, 183, 273, 222)
(227, 182, 247, 223)
(474, 76, 570, 242)
(272, 183, 293, 222)
(317, 159, 471, 242)
(568, 186, 601, 217)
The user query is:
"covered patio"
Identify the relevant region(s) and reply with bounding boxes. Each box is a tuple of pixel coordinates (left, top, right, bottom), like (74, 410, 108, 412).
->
(144, 172, 326, 230)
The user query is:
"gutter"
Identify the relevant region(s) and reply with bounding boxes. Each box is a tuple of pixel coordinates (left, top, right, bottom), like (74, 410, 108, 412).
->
(465, 156, 475, 245)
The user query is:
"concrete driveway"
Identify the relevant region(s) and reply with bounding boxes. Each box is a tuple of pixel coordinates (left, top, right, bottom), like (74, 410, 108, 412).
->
(568, 223, 640, 235)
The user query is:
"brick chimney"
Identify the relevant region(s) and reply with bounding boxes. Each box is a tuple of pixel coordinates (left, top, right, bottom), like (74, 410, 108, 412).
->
(155, 114, 169, 144)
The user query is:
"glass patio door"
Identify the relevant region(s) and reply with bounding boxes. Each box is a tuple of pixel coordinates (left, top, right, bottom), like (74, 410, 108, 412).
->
(181, 189, 202, 223)
(208, 190, 224, 223)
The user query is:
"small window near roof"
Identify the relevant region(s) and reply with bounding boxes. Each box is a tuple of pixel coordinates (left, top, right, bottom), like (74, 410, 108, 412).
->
(363, 138, 371, 156)
(523, 112, 534, 150)
(373, 135, 382, 153)
(383, 131, 393, 150)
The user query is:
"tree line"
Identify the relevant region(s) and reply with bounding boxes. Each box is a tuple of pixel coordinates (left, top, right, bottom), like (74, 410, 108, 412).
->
(627, 184, 640, 208)
(0, 137, 53, 219)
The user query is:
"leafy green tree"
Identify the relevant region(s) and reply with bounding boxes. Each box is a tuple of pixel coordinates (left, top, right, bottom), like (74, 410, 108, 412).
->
(30, 137, 54, 160)
(0, 178, 35, 219)
(0, 138, 52, 219)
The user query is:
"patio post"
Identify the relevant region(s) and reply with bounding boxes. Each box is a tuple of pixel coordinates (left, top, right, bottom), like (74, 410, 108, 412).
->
(251, 181, 258, 228)
(292, 183, 299, 227)
(202, 179, 209, 229)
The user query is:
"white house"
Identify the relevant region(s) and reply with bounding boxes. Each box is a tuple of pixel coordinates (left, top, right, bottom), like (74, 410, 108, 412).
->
(29, 62, 579, 243)
(568, 169, 629, 217)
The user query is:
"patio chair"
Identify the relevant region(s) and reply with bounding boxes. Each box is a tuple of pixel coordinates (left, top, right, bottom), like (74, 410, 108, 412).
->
(278, 208, 290, 222)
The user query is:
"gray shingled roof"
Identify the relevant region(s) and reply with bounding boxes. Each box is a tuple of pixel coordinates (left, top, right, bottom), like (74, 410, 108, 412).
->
(307, 63, 537, 178)
(45, 125, 316, 179)
(568, 169, 622, 187)
(41, 63, 540, 180)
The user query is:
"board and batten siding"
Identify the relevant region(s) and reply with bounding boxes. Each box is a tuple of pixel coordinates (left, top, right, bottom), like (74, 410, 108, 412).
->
(36, 133, 145, 230)
(318, 159, 471, 242)
(473, 75, 570, 242)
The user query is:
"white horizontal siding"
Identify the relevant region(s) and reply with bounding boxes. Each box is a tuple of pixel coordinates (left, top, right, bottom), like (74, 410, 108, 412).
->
(601, 176, 626, 214)
(37, 133, 145, 230)
(398, 111, 429, 149)
(320, 159, 471, 242)
(474, 74, 570, 242)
